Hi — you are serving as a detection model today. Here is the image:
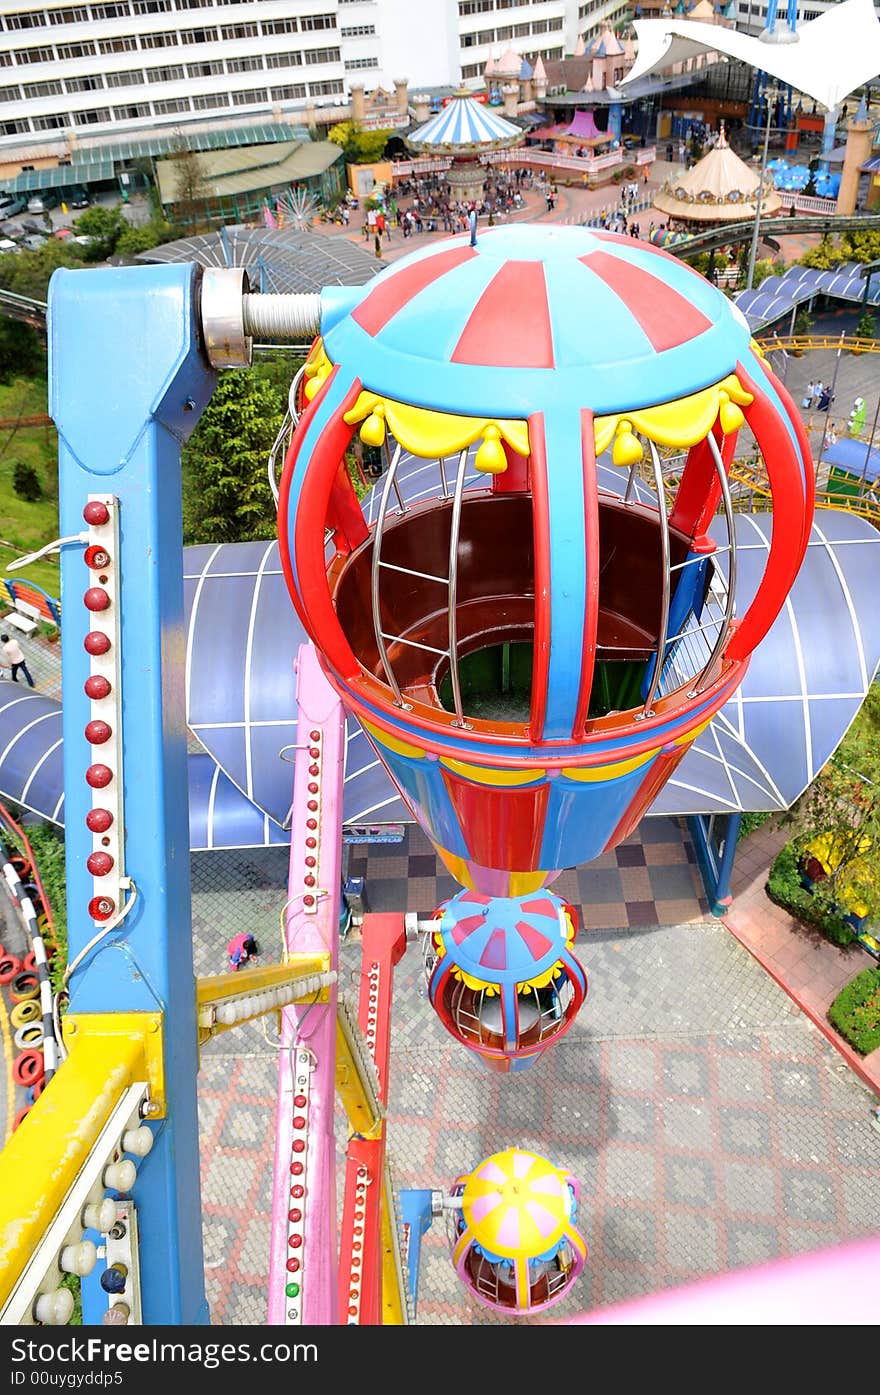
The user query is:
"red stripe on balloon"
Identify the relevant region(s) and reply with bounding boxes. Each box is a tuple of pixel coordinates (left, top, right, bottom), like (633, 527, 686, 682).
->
(352, 244, 477, 337)
(579, 249, 712, 352)
(451, 261, 555, 367)
(514, 919, 554, 961)
(440, 766, 550, 872)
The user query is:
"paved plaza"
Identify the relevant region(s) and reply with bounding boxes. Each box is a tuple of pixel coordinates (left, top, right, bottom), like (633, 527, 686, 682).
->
(194, 822, 880, 1325)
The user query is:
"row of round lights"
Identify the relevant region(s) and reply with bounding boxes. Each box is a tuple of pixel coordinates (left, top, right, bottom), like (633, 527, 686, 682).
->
(284, 1049, 312, 1323)
(33, 1121, 153, 1325)
(302, 728, 321, 912)
(81, 499, 120, 923)
(347, 1164, 369, 1324)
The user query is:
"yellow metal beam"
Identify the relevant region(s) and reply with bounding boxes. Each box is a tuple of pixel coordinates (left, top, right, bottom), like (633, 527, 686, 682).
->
(335, 1012, 382, 1138)
(0, 1018, 157, 1309)
(196, 955, 330, 1008)
(196, 955, 332, 1044)
(380, 1171, 406, 1326)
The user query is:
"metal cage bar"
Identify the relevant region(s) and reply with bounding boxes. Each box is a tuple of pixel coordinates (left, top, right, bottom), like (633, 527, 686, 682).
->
(447, 447, 470, 727)
(694, 431, 739, 694)
(642, 438, 672, 717)
(370, 442, 405, 706)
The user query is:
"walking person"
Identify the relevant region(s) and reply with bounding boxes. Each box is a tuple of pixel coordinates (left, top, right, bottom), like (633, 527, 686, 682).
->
(1, 632, 35, 687)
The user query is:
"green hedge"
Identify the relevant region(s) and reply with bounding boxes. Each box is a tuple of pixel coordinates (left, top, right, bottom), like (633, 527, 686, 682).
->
(766, 842, 856, 947)
(828, 968, 880, 1055)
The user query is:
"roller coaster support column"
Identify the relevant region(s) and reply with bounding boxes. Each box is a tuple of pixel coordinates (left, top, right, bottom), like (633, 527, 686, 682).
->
(48, 264, 216, 1323)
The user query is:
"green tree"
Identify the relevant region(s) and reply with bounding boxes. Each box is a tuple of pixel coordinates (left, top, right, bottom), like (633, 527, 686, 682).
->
(181, 368, 285, 544)
(0, 318, 44, 382)
(327, 120, 391, 166)
(12, 459, 42, 502)
(115, 217, 174, 257)
(0, 239, 85, 300)
(72, 205, 129, 260)
(799, 234, 847, 270)
(169, 146, 209, 230)
(790, 683, 880, 922)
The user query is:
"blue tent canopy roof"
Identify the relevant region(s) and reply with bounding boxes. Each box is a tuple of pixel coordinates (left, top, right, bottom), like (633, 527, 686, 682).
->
(822, 437, 880, 483)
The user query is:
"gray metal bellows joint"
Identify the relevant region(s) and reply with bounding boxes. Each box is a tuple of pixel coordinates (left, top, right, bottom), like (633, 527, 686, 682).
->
(199, 266, 322, 368)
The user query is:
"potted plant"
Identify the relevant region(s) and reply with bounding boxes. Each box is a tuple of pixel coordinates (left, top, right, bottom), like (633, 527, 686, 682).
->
(791, 307, 813, 354)
(854, 308, 876, 353)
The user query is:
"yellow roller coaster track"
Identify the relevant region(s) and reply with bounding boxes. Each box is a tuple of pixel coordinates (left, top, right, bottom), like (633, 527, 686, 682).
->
(727, 462, 880, 530)
(757, 336, 880, 354)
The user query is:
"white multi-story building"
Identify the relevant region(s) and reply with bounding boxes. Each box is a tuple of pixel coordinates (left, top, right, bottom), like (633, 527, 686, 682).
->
(0, 0, 637, 162)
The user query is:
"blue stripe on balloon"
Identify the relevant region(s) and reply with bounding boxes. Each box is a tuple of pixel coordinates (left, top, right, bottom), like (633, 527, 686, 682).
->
(372, 255, 503, 370)
(543, 254, 655, 368)
(284, 369, 352, 598)
(541, 409, 588, 740)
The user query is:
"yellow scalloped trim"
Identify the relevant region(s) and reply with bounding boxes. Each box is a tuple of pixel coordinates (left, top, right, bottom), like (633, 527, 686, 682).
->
(594, 373, 754, 459)
(302, 338, 333, 401)
(439, 908, 576, 996)
(343, 390, 530, 465)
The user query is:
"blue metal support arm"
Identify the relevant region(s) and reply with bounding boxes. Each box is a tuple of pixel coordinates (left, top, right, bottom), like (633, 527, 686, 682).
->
(49, 263, 217, 1324)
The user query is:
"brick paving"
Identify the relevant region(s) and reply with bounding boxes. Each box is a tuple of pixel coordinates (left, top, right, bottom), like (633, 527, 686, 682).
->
(195, 816, 880, 1326)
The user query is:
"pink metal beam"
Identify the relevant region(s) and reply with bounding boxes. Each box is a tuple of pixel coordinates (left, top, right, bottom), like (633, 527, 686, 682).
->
(267, 643, 345, 1326)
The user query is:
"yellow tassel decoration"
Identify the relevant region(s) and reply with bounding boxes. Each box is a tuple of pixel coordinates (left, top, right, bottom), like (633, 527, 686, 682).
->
(612, 419, 643, 468)
(718, 390, 745, 435)
(360, 402, 386, 447)
(474, 424, 507, 474)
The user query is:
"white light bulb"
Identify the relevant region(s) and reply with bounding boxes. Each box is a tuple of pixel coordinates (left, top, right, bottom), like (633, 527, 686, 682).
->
(60, 1240, 97, 1276)
(34, 1289, 75, 1325)
(82, 1198, 117, 1233)
(122, 1125, 154, 1157)
(103, 1160, 137, 1193)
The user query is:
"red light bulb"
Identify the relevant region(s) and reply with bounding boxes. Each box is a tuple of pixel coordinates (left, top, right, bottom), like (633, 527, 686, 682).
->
(84, 588, 110, 613)
(84, 675, 111, 701)
(84, 631, 111, 656)
(86, 764, 113, 789)
(85, 720, 112, 745)
(83, 501, 110, 526)
(86, 809, 113, 833)
(87, 851, 114, 877)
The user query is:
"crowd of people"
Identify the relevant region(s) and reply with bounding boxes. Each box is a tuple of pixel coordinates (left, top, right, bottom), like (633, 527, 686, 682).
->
(361, 168, 534, 246)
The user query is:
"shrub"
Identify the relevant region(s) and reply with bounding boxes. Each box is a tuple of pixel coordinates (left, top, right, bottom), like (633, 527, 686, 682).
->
(828, 967, 880, 1055)
(855, 309, 877, 341)
(11, 459, 42, 502)
(766, 842, 857, 946)
(739, 811, 773, 841)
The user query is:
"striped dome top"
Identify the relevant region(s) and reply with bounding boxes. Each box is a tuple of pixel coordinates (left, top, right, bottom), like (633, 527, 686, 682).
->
(408, 92, 522, 150)
(321, 223, 753, 418)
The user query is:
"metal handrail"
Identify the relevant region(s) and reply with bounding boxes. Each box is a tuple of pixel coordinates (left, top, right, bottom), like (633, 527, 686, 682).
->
(370, 442, 405, 706)
(289, 363, 307, 425)
(641, 439, 672, 718)
(267, 409, 293, 506)
(694, 431, 738, 695)
(447, 448, 469, 728)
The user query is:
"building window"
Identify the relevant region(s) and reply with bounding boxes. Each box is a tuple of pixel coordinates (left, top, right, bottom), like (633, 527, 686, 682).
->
(153, 96, 191, 113)
(180, 27, 217, 44)
(99, 36, 139, 53)
(6, 12, 45, 29)
(132, 0, 174, 12)
(14, 47, 55, 64)
(231, 87, 266, 105)
(514, 23, 529, 35)
(301, 14, 336, 31)
(308, 79, 343, 96)
(226, 55, 264, 73)
(114, 102, 151, 119)
(261, 18, 299, 35)
(497, 26, 512, 40)
(0, 86, 23, 102)
(459, 1, 495, 15)
(107, 69, 145, 86)
(270, 83, 306, 100)
(187, 60, 224, 77)
(32, 113, 69, 129)
(92, 4, 132, 18)
(140, 31, 179, 48)
(176, 0, 215, 8)
(266, 51, 303, 69)
(0, 54, 12, 67)
(74, 108, 112, 125)
(51, 8, 92, 22)
(23, 79, 63, 97)
(57, 40, 98, 57)
(220, 24, 259, 40)
(340, 25, 376, 37)
(305, 47, 340, 64)
(192, 91, 230, 109)
(461, 62, 482, 79)
(66, 75, 107, 92)
(2, 118, 31, 135)
(344, 57, 378, 70)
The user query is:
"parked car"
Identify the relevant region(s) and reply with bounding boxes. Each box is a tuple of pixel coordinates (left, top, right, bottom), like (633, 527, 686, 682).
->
(0, 193, 26, 219)
(69, 187, 90, 209)
(0, 237, 19, 255)
(19, 233, 48, 251)
(26, 192, 58, 214)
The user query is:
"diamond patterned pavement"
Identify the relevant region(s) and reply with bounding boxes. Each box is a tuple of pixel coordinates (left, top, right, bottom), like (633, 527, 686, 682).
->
(195, 819, 880, 1325)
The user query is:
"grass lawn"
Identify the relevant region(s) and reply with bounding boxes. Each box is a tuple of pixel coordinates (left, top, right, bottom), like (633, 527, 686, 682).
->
(0, 376, 60, 601)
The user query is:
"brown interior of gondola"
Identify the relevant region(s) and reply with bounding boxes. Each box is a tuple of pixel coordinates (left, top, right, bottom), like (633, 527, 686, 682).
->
(329, 492, 691, 722)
